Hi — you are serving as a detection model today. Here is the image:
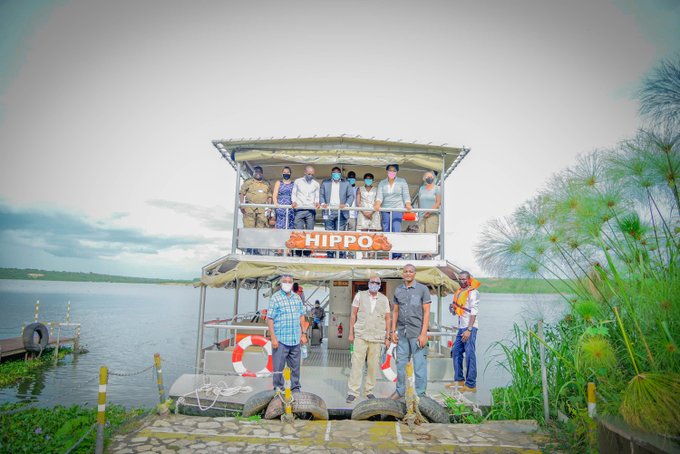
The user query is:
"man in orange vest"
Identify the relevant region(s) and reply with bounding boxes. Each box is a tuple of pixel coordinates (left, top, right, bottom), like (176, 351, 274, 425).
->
(448, 271, 480, 392)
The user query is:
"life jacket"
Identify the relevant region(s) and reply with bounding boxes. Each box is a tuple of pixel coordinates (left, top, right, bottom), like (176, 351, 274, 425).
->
(452, 278, 481, 316)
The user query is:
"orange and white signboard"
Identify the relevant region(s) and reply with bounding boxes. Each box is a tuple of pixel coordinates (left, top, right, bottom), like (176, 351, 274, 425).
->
(285, 231, 392, 251)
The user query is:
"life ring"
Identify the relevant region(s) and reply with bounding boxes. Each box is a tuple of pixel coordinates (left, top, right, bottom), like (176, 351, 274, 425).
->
(381, 342, 397, 382)
(232, 335, 273, 377)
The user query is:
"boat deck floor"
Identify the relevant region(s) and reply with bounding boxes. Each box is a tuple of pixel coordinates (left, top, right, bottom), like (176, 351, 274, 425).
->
(170, 341, 491, 416)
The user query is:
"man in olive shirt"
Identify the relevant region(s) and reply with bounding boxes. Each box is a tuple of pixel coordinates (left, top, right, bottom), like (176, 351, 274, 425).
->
(390, 264, 431, 398)
(239, 165, 272, 229)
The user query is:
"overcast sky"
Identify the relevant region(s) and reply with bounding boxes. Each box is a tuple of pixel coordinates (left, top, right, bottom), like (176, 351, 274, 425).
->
(1, 0, 679, 279)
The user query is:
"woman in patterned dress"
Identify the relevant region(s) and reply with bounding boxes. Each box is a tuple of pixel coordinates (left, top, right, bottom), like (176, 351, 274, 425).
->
(272, 166, 295, 229)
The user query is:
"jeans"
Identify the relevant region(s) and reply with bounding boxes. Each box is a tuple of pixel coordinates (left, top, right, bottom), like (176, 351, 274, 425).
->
(272, 342, 301, 391)
(452, 327, 477, 388)
(324, 214, 347, 258)
(293, 210, 315, 256)
(396, 337, 428, 396)
(381, 211, 403, 258)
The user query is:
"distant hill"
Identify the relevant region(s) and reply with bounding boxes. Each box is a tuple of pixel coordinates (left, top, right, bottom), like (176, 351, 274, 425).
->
(480, 277, 573, 294)
(0, 268, 197, 285)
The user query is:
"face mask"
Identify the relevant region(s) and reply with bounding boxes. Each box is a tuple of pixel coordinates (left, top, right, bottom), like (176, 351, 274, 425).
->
(331, 172, 341, 181)
(368, 283, 381, 293)
(387, 171, 397, 179)
(254, 173, 263, 180)
(364, 179, 373, 186)
(282, 174, 291, 180)
(348, 178, 356, 186)
(305, 174, 314, 182)
(281, 283, 293, 293)
(425, 177, 434, 184)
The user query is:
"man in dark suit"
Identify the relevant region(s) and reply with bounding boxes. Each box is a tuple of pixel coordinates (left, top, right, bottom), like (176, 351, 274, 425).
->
(319, 166, 355, 258)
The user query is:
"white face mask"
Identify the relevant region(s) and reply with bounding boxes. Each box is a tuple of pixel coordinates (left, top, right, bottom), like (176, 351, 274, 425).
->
(368, 283, 381, 293)
(281, 283, 293, 293)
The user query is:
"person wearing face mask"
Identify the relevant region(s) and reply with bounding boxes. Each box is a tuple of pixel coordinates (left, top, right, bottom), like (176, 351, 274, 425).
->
(356, 173, 381, 231)
(319, 166, 355, 258)
(447, 271, 481, 392)
(374, 164, 411, 259)
(239, 166, 272, 250)
(267, 274, 308, 392)
(345, 171, 358, 232)
(291, 166, 321, 256)
(272, 166, 295, 229)
(346, 276, 391, 402)
(417, 172, 441, 251)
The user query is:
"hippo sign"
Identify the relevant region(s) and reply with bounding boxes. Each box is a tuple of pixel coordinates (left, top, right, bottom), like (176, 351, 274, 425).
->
(286, 231, 392, 252)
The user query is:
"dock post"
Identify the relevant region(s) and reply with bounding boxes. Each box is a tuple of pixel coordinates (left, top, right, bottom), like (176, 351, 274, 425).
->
(154, 353, 166, 405)
(74, 325, 81, 352)
(35, 300, 40, 323)
(282, 366, 294, 422)
(20, 322, 24, 336)
(538, 320, 550, 423)
(66, 301, 71, 323)
(587, 382, 596, 417)
(54, 323, 62, 364)
(95, 366, 108, 454)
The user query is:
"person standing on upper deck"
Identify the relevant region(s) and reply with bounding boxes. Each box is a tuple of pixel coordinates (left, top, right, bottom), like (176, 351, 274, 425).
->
(320, 166, 354, 258)
(374, 164, 411, 259)
(417, 171, 441, 234)
(346, 171, 359, 231)
(390, 264, 431, 398)
(448, 271, 480, 392)
(272, 166, 295, 229)
(267, 274, 308, 392)
(291, 165, 320, 256)
(239, 165, 272, 229)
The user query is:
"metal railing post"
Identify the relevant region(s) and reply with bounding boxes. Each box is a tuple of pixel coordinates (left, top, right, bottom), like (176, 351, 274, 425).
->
(154, 353, 166, 404)
(95, 365, 108, 454)
(195, 285, 207, 373)
(232, 164, 241, 253)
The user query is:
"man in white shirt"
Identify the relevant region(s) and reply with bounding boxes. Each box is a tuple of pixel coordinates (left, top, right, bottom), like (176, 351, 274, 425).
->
(291, 165, 320, 257)
(448, 271, 480, 392)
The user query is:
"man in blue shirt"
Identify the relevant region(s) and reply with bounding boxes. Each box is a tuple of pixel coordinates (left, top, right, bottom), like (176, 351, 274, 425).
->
(319, 166, 355, 258)
(390, 264, 431, 398)
(266, 274, 308, 391)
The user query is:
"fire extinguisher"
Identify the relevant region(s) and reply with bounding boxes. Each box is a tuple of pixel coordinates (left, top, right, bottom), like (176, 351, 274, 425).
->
(337, 322, 343, 338)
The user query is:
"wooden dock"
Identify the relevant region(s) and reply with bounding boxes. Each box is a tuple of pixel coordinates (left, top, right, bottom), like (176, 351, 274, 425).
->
(0, 336, 76, 361)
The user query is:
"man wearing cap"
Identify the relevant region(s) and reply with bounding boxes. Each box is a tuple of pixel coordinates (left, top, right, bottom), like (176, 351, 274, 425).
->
(346, 275, 391, 402)
(239, 165, 272, 229)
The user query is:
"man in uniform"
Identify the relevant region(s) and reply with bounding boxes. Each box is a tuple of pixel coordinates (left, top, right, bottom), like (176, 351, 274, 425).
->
(239, 165, 271, 253)
(346, 275, 391, 402)
(390, 264, 431, 398)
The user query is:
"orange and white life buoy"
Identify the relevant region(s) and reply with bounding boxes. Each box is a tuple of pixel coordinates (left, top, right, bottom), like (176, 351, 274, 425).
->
(381, 342, 397, 382)
(231, 335, 273, 377)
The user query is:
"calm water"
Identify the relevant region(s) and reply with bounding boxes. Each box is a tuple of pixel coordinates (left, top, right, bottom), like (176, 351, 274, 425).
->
(0, 279, 565, 408)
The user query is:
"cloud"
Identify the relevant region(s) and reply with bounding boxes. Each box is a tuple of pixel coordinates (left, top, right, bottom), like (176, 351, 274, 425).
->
(146, 199, 234, 231)
(0, 202, 205, 260)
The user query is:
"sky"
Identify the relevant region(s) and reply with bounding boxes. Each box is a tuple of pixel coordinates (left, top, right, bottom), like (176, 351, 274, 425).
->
(0, 0, 679, 279)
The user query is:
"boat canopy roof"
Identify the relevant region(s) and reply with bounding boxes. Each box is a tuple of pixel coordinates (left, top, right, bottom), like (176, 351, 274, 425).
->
(212, 136, 469, 184)
(200, 255, 463, 292)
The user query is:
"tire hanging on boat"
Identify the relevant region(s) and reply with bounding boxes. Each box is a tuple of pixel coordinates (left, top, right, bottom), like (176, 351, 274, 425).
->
(22, 322, 49, 353)
(241, 390, 277, 417)
(351, 398, 405, 421)
(264, 391, 329, 420)
(380, 342, 397, 382)
(231, 335, 273, 377)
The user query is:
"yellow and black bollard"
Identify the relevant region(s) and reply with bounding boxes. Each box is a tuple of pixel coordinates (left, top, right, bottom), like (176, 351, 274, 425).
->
(95, 366, 108, 454)
(154, 353, 166, 404)
(282, 366, 294, 422)
(34, 300, 40, 323)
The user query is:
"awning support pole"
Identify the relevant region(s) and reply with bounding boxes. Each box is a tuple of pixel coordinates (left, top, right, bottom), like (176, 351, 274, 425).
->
(440, 158, 446, 260)
(255, 279, 260, 312)
(231, 163, 241, 253)
(195, 285, 207, 373)
(233, 279, 241, 316)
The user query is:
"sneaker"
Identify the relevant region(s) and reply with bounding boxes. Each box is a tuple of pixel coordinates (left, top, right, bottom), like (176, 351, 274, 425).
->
(445, 381, 465, 389)
(460, 386, 477, 393)
(388, 391, 402, 400)
(366, 394, 376, 399)
(346, 395, 356, 403)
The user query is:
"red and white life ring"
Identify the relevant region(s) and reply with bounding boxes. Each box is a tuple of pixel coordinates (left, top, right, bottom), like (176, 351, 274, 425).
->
(381, 342, 397, 382)
(231, 335, 274, 377)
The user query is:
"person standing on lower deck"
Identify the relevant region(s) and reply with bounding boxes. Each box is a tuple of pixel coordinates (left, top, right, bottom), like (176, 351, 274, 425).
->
(267, 274, 308, 392)
(449, 271, 480, 392)
(390, 264, 431, 398)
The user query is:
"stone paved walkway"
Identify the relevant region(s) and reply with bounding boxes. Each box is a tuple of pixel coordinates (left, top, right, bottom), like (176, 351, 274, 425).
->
(109, 415, 552, 453)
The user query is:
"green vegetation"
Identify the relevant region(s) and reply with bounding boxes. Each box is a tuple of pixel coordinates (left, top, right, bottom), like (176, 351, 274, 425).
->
(441, 394, 485, 424)
(0, 403, 147, 454)
(478, 56, 680, 450)
(0, 347, 78, 388)
(0, 267, 197, 285)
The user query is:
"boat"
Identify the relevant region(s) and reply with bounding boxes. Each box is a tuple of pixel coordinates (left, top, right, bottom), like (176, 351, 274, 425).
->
(169, 136, 471, 418)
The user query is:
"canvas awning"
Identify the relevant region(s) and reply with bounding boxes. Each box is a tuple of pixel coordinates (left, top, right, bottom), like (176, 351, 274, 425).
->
(200, 256, 463, 292)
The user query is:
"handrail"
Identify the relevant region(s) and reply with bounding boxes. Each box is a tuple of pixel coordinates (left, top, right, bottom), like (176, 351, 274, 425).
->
(239, 202, 439, 213)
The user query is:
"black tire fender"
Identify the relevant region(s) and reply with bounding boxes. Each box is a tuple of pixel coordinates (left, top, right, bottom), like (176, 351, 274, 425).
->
(22, 322, 49, 353)
(264, 391, 328, 420)
(242, 390, 277, 418)
(351, 398, 405, 421)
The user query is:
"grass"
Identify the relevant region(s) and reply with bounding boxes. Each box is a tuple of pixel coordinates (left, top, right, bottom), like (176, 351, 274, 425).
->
(0, 347, 79, 388)
(0, 403, 148, 454)
(441, 393, 485, 424)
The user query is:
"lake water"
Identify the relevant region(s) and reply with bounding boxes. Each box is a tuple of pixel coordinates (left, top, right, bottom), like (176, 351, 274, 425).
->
(0, 279, 565, 408)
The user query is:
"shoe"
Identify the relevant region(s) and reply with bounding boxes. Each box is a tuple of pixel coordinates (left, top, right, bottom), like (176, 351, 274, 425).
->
(388, 391, 402, 400)
(366, 394, 376, 399)
(460, 386, 477, 393)
(346, 395, 356, 403)
(445, 381, 465, 389)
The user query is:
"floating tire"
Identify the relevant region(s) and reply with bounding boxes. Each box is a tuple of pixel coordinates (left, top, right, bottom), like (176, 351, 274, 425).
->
(22, 322, 49, 353)
(413, 396, 450, 424)
(264, 392, 328, 420)
(241, 390, 277, 418)
(351, 398, 405, 421)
